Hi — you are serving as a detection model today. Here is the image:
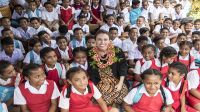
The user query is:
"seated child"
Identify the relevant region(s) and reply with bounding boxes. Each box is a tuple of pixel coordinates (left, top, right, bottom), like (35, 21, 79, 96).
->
(153, 36, 166, 57)
(109, 27, 122, 48)
(17, 17, 33, 40)
(24, 0, 42, 19)
(38, 31, 57, 49)
(86, 35, 96, 48)
(191, 39, 200, 67)
(11, 4, 25, 27)
(52, 25, 72, 41)
(14, 64, 60, 112)
(192, 19, 200, 32)
(139, 27, 152, 44)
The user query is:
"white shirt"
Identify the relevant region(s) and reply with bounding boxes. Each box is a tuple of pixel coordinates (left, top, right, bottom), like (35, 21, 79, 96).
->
(178, 54, 198, 69)
(191, 28, 200, 32)
(173, 10, 186, 20)
(69, 38, 87, 50)
(12, 10, 25, 19)
(149, 6, 163, 20)
(41, 9, 59, 22)
(29, 26, 53, 37)
(129, 47, 143, 60)
(167, 79, 192, 91)
(72, 24, 89, 34)
(100, 24, 121, 36)
(69, 61, 88, 70)
(0, 73, 21, 87)
(141, 8, 150, 22)
(0, 48, 24, 64)
(121, 7, 130, 23)
(170, 43, 179, 52)
(170, 28, 182, 35)
(112, 37, 122, 48)
(134, 59, 150, 75)
(58, 47, 70, 60)
(164, 37, 171, 46)
(52, 31, 71, 41)
(42, 40, 57, 49)
(187, 70, 200, 89)
(122, 38, 137, 53)
(59, 84, 101, 109)
(24, 9, 42, 18)
(14, 80, 60, 105)
(14, 39, 25, 53)
(23, 50, 42, 65)
(0, 27, 22, 39)
(105, 0, 119, 14)
(17, 26, 32, 40)
(45, 63, 66, 79)
(191, 49, 200, 60)
(123, 84, 174, 105)
(162, 7, 175, 20)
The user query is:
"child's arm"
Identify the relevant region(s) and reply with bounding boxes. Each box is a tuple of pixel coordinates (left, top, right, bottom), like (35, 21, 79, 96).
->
(180, 96, 187, 112)
(190, 89, 200, 99)
(5, 98, 13, 108)
(48, 99, 57, 112)
(96, 97, 109, 112)
(21, 105, 30, 112)
(115, 76, 125, 91)
(123, 102, 135, 112)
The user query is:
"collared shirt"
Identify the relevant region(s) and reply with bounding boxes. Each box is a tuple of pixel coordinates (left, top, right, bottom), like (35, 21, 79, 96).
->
(122, 38, 138, 52)
(45, 63, 66, 79)
(0, 73, 21, 87)
(187, 70, 200, 89)
(178, 54, 197, 69)
(190, 49, 200, 60)
(69, 61, 88, 70)
(14, 80, 60, 105)
(17, 26, 32, 40)
(72, 24, 89, 34)
(0, 27, 22, 39)
(58, 47, 69, 60)
(112, 37, 122, 49)
(100, 24, 121, 36)
(29, 26, 53, 37)
(42, 40, 57, 49)
(69, 37, 87, 50)
(23, 50, 42, 65)
(41, 8, 59, 22)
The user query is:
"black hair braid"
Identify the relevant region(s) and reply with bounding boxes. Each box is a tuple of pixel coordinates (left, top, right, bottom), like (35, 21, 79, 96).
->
(160, 85, 167, 111)
(87, 84, 92, 93)
(189, 53, 191, 70)
(66, 85, 72, 98)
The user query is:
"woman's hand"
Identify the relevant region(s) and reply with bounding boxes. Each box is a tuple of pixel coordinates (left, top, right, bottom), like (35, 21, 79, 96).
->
(115, 83, 123, 91)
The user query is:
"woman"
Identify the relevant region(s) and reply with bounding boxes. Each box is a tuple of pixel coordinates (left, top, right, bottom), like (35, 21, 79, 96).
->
(87, 30, 128, 105)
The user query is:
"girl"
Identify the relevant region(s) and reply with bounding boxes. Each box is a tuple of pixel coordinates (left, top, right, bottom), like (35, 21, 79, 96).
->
(76, 4, 91, 22)
(70, 47, 88, 70)
(90, 0, 104, 24)
(40, 47, 66, 90)
(59, 67, 118, 112)
(153, 35, 166, 57)
(23, 38, 42, 65)
(162, 0, 174, 19)
(14, 64, 60, 112)
(191, 39, 200, 67)
(59, 0, 75, 30)
(170, 33, 187, 52)
(123, 69, 173, 112)
(181, 21, 193, 39)
(163, 62, 197, 112)
(171, 19, 182, 35)
(0, 60, 21, 111)
(175, 41, 196, 70)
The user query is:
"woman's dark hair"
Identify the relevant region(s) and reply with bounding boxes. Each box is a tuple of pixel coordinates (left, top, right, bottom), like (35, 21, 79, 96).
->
(22, 64, 41, 77)
(72, 46, 87, 57)
(65, 67, 91, 98)
(0, 60, 12, 75)
(94, 29, 110, 39)
(142, 44, 157, 58)
(40, 47, 55, 59)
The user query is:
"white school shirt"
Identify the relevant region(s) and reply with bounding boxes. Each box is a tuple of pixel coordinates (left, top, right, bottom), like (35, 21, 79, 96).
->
(42, 40, 57, 49)
(112, 37, 122, 49)
(0, 103, 8, 112)
(23, 50, 42, 65)
(121, 7, 130, 23)
(149, 6, 163, 20)
(69, 61, 88, 71)
(170, 43, 179, 52)
(0, 0, 10, 6)
(41, 9, 59, 22)
(162, 7, 175, 20)
(14, 80, 60, 105)
(0, 73, 21, 87)
(190, 49, 200, 60)
(45, 63, 66, 79)
(104, 0, 119, 14)
(123, 84, 174, 105)
(173, 10, 186, 20)
(153, 25, 174, 34)
(58, 47, 70, 60)
(12, 10, 25, 19)
(191, 28, 200, 32)
(29, 26, 53, 37)
(100, 24, 122, 36)
(0, 27, 22, 39)
(69, 38, 87, 50)
(122, 38, 137, 52)
(141, 8, 150, 22)
(166, 79, 192, 91)
(24, 9, 42, 18)
(17, 27, 32, 40)
(178, 54, 198, 69)
(59, 84, 101, 109)
(164, 37, 170, 46)
(72, 24, 89, 34)
(129, 47, 143, 60)
(179, 0, 191, 16)
(134, 58, 150, 75)
(14, 39, 25, 54)
(187, 70, 200, 89)
(0, 48, 24, 64)
(170, 28, 182, 35)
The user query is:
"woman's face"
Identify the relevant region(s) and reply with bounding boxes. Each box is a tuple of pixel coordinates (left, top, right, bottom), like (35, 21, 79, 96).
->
(96, 33, 111, 51)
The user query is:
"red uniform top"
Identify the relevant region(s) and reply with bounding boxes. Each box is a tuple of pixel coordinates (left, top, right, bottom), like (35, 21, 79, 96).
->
(91, 5, 101, 24)
(60, 7, 74, 30)
(54, 47, 73, 63)
(174, 55, 195, 70)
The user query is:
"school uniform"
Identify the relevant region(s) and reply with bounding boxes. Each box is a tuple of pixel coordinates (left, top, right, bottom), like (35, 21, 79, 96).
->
(91, 5, 104, 24)
(17, 26, 32, 40)
(191, 49, 200, 67)
(14, 39, 25, 54)
(14, 80, 60, 112)
(12, 10, 25, 20)
(104, 0, 119, 14)
(141, 7, 150, 22)
(170, 28, 182, 35)
(134, 58, 151, 75)
(191, 28, 200, 32)
(173, 10, 186, 20)
(0, 26, 22, 39)
(24, 8, 42, 19)
(112, 37, 122, 49)
(129, 46, 143, 60)
(0, 48, 24, 64)
(121, 7, 130, 24)
(52, 31, 71, 41)
(174, 54, 197, 70)
(29, 26, 53, 38)
(123, 84, 173, 112)
(100, 24, 122, 36)
(121, 38, 138, 58)
(69, 37, 87, 50)
(149, 6, 163, 21)
(42, 40, 57, 49)
(59, 81, 102, 111)
(69, 61, 88, 70)
(54, 47, 73, 63)
(23, 50, 42, 65)
(0, 73, 21, 103)
(41, 8, 59, 22)
(170, 43, 179, 52)
(162, 7, 175, 20)
(72, 23, 89, 35)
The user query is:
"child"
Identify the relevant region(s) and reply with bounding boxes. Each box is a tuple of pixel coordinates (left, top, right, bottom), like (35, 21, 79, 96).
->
(119, 1, 130, 24)
(109, 27, 122, 48)
(191, 39, 200, 67)
(24, 0, 42, 19)
(104, 0, 119, 15)
(170, 33, 187, 52)
(129, 0, 141, 25)
(162, 0, 175, 20)
(0, 37, 24, 65)
(40, 47, 66, 89)
(59, 0, 75, 30)
(0, 60, 21, 111)
(11, 4, 25, 27)
(42, 1, 59, 31)
(192, 19, 200, 32)
(141, 0, 150, 23)
(171, 19, 182, 35)
(123, 69, 173, 112)
(29, 17, 53, 37)
(69, 28, 87, 49)
(55, 36, 73, 64)
(163, 62, 197, 112)
(70, 47, 88, 70)
(14, 64, 60, 112)
(181, 21, 193, 39)
(175, 41, 197, 70)
(153, 18, 173, 36)
(72, 15, 90, 36)
(23, 38, 42, 65)
(116, 16, 125, 33)
(52, 25, 72, 41)
(174, 4, 186, 20)
(86, 35, 96, 48)
(149, 0, 163, 26)
(90, 0, 104, 25)
(192, 31, 200, 41)
(76, 4, 91, 22)
(38, 31, 57, 49)
(131, 16, 150, 31)
(17, 17, 32, 40)
(153, 36, 166, 57)
(59, 67, 118, 112)
(160, 27, 171, 46)
(139, 27, 152, 44)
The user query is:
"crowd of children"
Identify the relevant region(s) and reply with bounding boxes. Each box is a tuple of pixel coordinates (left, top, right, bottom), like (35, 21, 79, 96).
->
(0, 0, 200, 112)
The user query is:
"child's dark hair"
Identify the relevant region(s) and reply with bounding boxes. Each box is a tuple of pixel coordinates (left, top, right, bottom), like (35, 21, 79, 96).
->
(139, 27, 149, 35)
(40, 47, 55, 59)
(160, 27, 169, 33)
(193, 39, 200, 45)
(59, 25, 68, 34)
(30, 17, 40, 22)
(117, 16, 124, 21)
(174, 4, 182, 8)
(65, 67, 91, 98)
(164, 18, 172, 23)
(0, 60, 12, 75)
(72, 46, 87, 57)
(1, 37, 14, 46)
(78, 15, 87, 20)
(56, 36, 68, 43)
(140, 69, 166, 111)
(153, 35, 164, 44)
(178, 33, 187, 38)
(22, 63, 41, 77)
(29, 38, 41, 48)
(142, 44, 157, 58)
(14, 4, 24, 10)
(166, 62, 188, 94)
(137, 36, 148, 45)
(1, 28, 12, 35)
(173, 19, 181, 24)
(194, 19, 200, 24)
(86, 35, 95, 43)
(192, 31, 200, 36)
(109, 27, 118, 32)
(38, 30, 48, 37)
(73, 27, 83, 34)
(18, 17, 29, 23)
(160, 46, 177, 71)
(44, 1, 53, 7)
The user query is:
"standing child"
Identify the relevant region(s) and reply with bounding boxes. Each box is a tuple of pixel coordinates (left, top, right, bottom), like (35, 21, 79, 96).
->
(123, 69, 174, 112)
(59, 67, 119, 112)
(0, 60, 21, 111)
(163, 62, 197, 112)
(40, 47, 66, 89)
(76, 4, 91, 22)
(129, 0, 141, 25)
(14, 64, 60, 112)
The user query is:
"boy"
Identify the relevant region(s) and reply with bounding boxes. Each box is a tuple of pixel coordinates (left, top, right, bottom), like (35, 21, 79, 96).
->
(192, 19, 200, 32)
(86, 35, 96, 48)
(139, 27, 152, 44)
(109, 27, 122, 48)
(38, 31, 57, 49)
(52, 25, 72, 41)
(24, 0, 42, 19)
(17, 17, 33, 40)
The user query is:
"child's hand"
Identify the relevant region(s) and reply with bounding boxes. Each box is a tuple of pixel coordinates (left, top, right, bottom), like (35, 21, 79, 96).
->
(115, 83, 123, 91)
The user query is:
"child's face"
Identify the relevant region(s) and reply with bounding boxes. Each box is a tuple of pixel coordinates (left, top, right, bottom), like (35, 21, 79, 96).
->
(117, 19, 124, 26)
(29, 2, 37, 11)
(173, 21, 181, 30)
(168, 67, 184, 84)
(194, 41, 200, 51)
(79, 18, 87, 26)
(138, 40, 148, 49)
(120, 32, 128, 40)
(31, 20, 40, 29)
(28, 68, 46, 88)
(153, 0, 160, 8)
(0, 65, 16, 79)
(45, 4, 54, 12)
(74, 30, 83, 40)
(2, 30, 14, 39)
(136, 18, 144, 26)
(142, 2, 149, 9)
(163, 0, 170, 8)
(15, 7, 23, 14)
(192, 34, 200, 41)
(143, 47, 155, 61)
(83, 6, 90, 13)
(87, 39, 96, 48)
(185, 23, 193, 32)
(41, 33, 51, 44)
(120, 3, 126, 9)
(156, 39, 165, 49)
(68, 71, 88, 92)
(74, 52, 87, 65)
(163, 20, 172, 28)
(107, 16, 115, 26)
(142, 31, 150, 37)
(109, 30, 118, 40)
(57, 39, 68, 51)
(161, 29, 169, 38)
(143, 75, 161, 96)
(93, 0, 99, 5)
(62, 0, 70, 7)
(19, 19, 29, 28)
(2, 18, 11, 28)
(177, 36, 187, 44)
(129, 29, 138, 41)
(175, 6, 181, 12)
(194, 22, 200, 30)
(43, 51, 57, 66)
(33, 42, 42, 54)
(3, 45, 14, 55)
(35, 0, 41, 7)
(179, 45, 191, 57)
